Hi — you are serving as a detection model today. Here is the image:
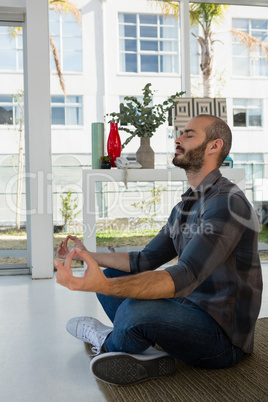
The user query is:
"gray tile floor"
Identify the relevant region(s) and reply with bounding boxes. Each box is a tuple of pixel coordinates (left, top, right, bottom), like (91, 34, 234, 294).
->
(0, 263, 267, 402)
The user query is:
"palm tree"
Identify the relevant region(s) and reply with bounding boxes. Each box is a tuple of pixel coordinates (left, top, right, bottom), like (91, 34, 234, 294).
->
(10, 0, 81, 95)
(153, 1, 179, 18)
(231, 28, 268, 58)
(150, 2, 227, 97)
(189, 3, 228, 97)
(153, 2, 268, 98)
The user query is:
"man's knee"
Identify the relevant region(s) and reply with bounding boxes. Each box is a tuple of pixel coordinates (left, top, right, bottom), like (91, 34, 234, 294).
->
(102, 268, 116, 279)
(103, 268, 130, 279)
(114, 298, 161, 328)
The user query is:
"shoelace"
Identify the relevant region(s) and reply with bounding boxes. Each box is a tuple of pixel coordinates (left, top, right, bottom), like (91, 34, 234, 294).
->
(82, 324, 105, 356)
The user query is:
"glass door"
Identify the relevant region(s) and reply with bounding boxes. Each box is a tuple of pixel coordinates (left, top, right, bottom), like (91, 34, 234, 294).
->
(0, 21, 29, 274)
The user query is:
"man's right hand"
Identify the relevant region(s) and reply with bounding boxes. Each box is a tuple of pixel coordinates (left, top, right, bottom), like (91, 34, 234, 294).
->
(57, 235, 87, 260)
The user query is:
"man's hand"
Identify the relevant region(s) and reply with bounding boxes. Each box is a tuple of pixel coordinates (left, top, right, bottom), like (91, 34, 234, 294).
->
(55, 248, 110, 293)
(56, 247, 175, 299)
(57, 235, 87, 260)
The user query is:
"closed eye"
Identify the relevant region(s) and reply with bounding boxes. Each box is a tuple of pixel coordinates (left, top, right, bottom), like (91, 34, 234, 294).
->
(180, 129, 196, 138)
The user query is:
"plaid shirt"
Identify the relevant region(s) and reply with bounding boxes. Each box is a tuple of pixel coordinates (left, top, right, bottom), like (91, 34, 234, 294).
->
(129, 168, 263, 353)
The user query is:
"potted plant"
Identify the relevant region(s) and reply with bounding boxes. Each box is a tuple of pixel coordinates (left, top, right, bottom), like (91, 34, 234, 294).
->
(100, 155, 112, 169)
(107, 83, 185, 168)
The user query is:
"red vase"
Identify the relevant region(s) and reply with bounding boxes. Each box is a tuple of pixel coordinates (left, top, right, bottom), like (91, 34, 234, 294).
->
(107, 122, 121, 167)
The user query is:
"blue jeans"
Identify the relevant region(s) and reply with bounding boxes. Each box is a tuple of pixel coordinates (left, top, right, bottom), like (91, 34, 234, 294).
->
(97, 269, 244, 369)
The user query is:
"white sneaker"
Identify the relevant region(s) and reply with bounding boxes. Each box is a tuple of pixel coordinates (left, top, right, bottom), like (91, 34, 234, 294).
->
(90, 347, 177, 385)
(66, 316, 113, 355)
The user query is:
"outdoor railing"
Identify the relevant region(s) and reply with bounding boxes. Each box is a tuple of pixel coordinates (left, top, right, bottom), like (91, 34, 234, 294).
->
(0, 163, 266, 228)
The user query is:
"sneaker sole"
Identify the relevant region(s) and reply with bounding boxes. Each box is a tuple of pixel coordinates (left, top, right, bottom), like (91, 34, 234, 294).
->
(90, 352, 176, 385)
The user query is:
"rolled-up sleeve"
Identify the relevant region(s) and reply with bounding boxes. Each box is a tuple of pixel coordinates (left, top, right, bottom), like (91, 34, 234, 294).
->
(129, 223, 178, 274)
(165, 219, 241, 297)
(165, 191, 257, 298)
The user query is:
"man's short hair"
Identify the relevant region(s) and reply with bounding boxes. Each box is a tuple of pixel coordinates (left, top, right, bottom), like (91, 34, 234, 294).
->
(196, 114, 232, 167)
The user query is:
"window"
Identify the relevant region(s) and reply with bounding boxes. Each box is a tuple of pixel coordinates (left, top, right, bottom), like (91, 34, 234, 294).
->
(51, 95, 83, 126)
(233, 99, 262, 127)
(232, 19, 268, 76)
(0, 94, 83, 126)
(0, 26, 23, 71)
(233, 153, 264, 182)
(0, 95, 22, 125)
(119, 13, 179, 74)
(49, 10, 82, 72)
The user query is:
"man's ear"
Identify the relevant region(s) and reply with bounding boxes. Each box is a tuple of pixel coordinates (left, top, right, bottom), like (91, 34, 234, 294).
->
(208, 139, 223, 155)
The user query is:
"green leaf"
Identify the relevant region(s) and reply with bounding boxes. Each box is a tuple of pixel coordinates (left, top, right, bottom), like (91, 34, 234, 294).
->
(107, 83, 185, 148)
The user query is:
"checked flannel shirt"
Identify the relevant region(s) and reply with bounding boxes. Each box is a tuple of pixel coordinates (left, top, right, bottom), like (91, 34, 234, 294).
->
(129, 168, 263, 353)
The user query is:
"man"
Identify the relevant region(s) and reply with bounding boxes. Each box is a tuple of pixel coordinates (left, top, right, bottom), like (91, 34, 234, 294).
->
(56, 115, 262, 386)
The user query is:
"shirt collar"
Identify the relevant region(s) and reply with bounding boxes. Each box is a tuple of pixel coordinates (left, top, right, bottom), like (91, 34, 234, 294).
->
(181, 168, 222, 200)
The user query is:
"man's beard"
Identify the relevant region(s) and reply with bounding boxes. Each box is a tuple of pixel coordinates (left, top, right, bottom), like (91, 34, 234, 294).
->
(172, 140, 208, 173)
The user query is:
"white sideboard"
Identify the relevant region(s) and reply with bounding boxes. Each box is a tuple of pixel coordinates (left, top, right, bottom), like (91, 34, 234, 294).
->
(82, 168, 245, 252)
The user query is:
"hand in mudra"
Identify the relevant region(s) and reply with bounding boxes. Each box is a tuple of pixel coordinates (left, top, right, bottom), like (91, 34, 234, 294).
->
(57, 235, 87, 260)
(56, 248, 108, 293)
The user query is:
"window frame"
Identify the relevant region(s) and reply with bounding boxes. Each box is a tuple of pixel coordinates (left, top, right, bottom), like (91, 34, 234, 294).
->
(0, 94, 84, 128)
(118, 13, 180, 75)
(49, 10, 82, 73)
(232, 98, 263, 128)
(51, 95, 83, 127)
(232, 18, 268, 77)
(0, 95, 22, 126)
(0, 25, 23, 72)
(233, 153, 264, 183)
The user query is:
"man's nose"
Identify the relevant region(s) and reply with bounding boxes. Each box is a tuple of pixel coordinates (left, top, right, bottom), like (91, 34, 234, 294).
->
(175, 136, 182, 146)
